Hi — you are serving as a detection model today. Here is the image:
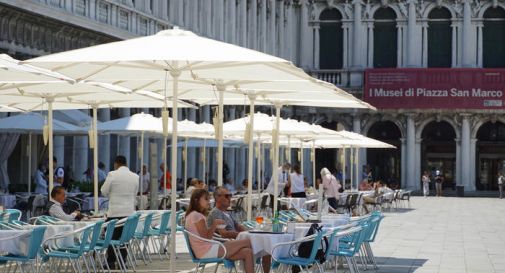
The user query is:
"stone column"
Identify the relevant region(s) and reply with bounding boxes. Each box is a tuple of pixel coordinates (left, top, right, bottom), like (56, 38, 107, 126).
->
(462, 0, 473, 67)
(343, 23, 351, 68)
(269, 0, 276, 54)
(451, 23, 457, 67)
(469, 138, 477, 191)
(285, 2, 293, 60)
(406, 0, 416, 67)
(98, 109, 110, 171)
(227, 0, 237, 44)
(54, 137, 65, 169)
(192, 0, 199, 32)
(260, 0, 267, 51)
(455, 138, 461, 187)
(406, 115, 416, 189)
(299, 0, 312, 68)
(476, 22, 483, 67)
(400, 138, 406, 188)
(397, 23, 403, 67)
(313, 26, 320, 69)
(205, 0, 213, 36)
(414, 138, 422, 190)
(367, 22, 373, 67)
(278, 1, 285, 57)
(352, 115, 364, 184)
(178, 0, 184, 26)
(422, 22, 428, 67)
(73, 136, 88, 182)
(461, 114, 471, 189)
(352, 0, 363, 68)
(119, 108, 131, 164)
(250, 0, 258, 49)
(239, 0, 247, 46)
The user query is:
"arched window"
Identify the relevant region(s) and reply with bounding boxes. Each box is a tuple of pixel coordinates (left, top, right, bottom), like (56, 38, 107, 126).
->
(373, 8, 397, 68)
(428, 8, 452, 67)
(319, 9, 343, 69)
(483, 7, 505, 68)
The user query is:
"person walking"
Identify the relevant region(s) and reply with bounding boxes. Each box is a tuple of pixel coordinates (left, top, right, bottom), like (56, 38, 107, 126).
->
(434, 170, 444, 197)
(422, 171, 431, 197)
(321, 167, 341, 210)
(101, 155, 139, 269)
(498, 172, 504, 199)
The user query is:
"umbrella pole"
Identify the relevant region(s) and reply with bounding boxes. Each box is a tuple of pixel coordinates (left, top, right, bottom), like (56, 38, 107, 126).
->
(272, 103, 282, 214)
(169, 69, 180, 273)
(217, 85, 225, 186)
(92, 106, 99, 214)
(350, 148, 354, 191)
(27, 133, 32, 195)
(287, 136, 291, 163)
(355, 147, 359, 191)
(202, 139, 206, 184)
(257, 139, 261, 194)
(246, 96, 255, 222)
(47, 98, 54, 195)
(342, 147, 346, 190)
(312, 143, 316, 187)
(163, 135, 168, 209)
(140, 131, 144, 210)
(300, 144, 304, 175)
(182, 137, 188, 193)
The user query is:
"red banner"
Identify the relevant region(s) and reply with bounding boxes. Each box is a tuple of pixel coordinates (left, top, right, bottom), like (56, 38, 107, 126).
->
(363, 68, 505, 109)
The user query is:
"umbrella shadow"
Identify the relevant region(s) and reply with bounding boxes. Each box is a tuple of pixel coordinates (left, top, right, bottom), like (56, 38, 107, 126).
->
(375, 256, 428, 273)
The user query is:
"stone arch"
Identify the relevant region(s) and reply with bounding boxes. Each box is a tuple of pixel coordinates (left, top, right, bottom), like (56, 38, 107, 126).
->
(422, 3, 458, 19)
(313, 4, 351, 21)
(471, 116, 505, 139)
(416, 117, 460, 139)
(369, 4, 403, 20)
(477, 3, 505, 19)
(362, 116, 405, 139)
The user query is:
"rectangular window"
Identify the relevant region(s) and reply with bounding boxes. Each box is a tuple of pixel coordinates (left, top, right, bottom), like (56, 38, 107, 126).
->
(374, 22, 398, 68)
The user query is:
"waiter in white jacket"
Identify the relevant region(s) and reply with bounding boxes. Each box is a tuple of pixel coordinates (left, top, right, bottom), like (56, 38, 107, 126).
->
(101, 155, 138, 269)
(265, 163, 291, 208)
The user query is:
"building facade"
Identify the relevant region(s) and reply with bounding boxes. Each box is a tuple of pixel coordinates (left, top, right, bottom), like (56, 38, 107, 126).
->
(2, 0, 505, 192)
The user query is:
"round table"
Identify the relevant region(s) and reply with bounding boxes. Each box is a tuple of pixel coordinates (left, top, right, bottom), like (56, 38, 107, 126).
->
(236, 231, 294, 259)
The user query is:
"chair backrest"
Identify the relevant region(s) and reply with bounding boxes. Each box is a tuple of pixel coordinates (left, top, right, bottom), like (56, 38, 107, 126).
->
(260, 195, 269, 209)
(140, 213, 154, 237)
(367, 212, 384, 242)
(234, 197, 244, 211)
(6, 209, 22, 222)
(121, 213, 140, 243)
(87, 220, 105, 250)
(26, 226, 47, 259)
(349, 194, 359, 206)
(99, 219, 118, 248)
(304, 231, 324, 263)
(75, 226, 94, 255)
(182, 230, 199, 262)
(157, 211, 171, 234)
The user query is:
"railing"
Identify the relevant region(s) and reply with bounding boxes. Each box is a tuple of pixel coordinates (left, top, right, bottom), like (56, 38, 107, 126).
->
(309, 69, 364, 90)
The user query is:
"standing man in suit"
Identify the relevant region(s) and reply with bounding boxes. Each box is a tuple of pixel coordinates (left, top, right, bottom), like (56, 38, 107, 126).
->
(101, 155, 139, 269)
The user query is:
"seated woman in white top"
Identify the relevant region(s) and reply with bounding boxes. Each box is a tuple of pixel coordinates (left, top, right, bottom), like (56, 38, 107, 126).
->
(288, 165, 306, 198)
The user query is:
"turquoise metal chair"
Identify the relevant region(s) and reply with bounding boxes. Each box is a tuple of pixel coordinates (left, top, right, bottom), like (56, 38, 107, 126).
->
(133, 212, 154, 264)
(326, 222, 369, 273)
(94, 219, 118, 273)
(58, 220, 105, 273)
(0, 226, 47, 273)
(44, 225, 94, 273)
(109, 213, 140, 273)
(146, 211, 170, 260)
(5, 209, 22, 222)
(183, 229, 236, 273)
(271, 230, 326, 273)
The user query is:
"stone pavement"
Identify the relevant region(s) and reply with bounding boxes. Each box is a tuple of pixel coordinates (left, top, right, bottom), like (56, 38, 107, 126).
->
(138, 196, 505, 273)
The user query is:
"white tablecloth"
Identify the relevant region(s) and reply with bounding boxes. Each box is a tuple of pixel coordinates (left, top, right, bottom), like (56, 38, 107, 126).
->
(0, 224, 74, 255)
(237, 231, 294, 259)
(0, 195, 16, 209)
(279, 198, 306, 209)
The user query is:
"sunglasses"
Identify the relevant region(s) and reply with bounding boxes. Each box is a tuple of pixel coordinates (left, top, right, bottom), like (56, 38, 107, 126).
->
(218, 194, 232, 199)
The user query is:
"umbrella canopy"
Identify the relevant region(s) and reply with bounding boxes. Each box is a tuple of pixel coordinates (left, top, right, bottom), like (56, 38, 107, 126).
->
(0, 112, 83, 134)
(0, 54, 72, 83)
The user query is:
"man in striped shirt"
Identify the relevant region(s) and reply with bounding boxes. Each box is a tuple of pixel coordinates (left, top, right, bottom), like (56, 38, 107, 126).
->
(47, 186, 81, 221)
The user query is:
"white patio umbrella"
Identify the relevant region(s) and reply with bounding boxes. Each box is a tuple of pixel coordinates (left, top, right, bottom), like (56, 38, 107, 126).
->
(0, 82, 180, 212)
(0, 112, 85, 193)
(26, 29, 374, 271)
(0, 54, 72, 83)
